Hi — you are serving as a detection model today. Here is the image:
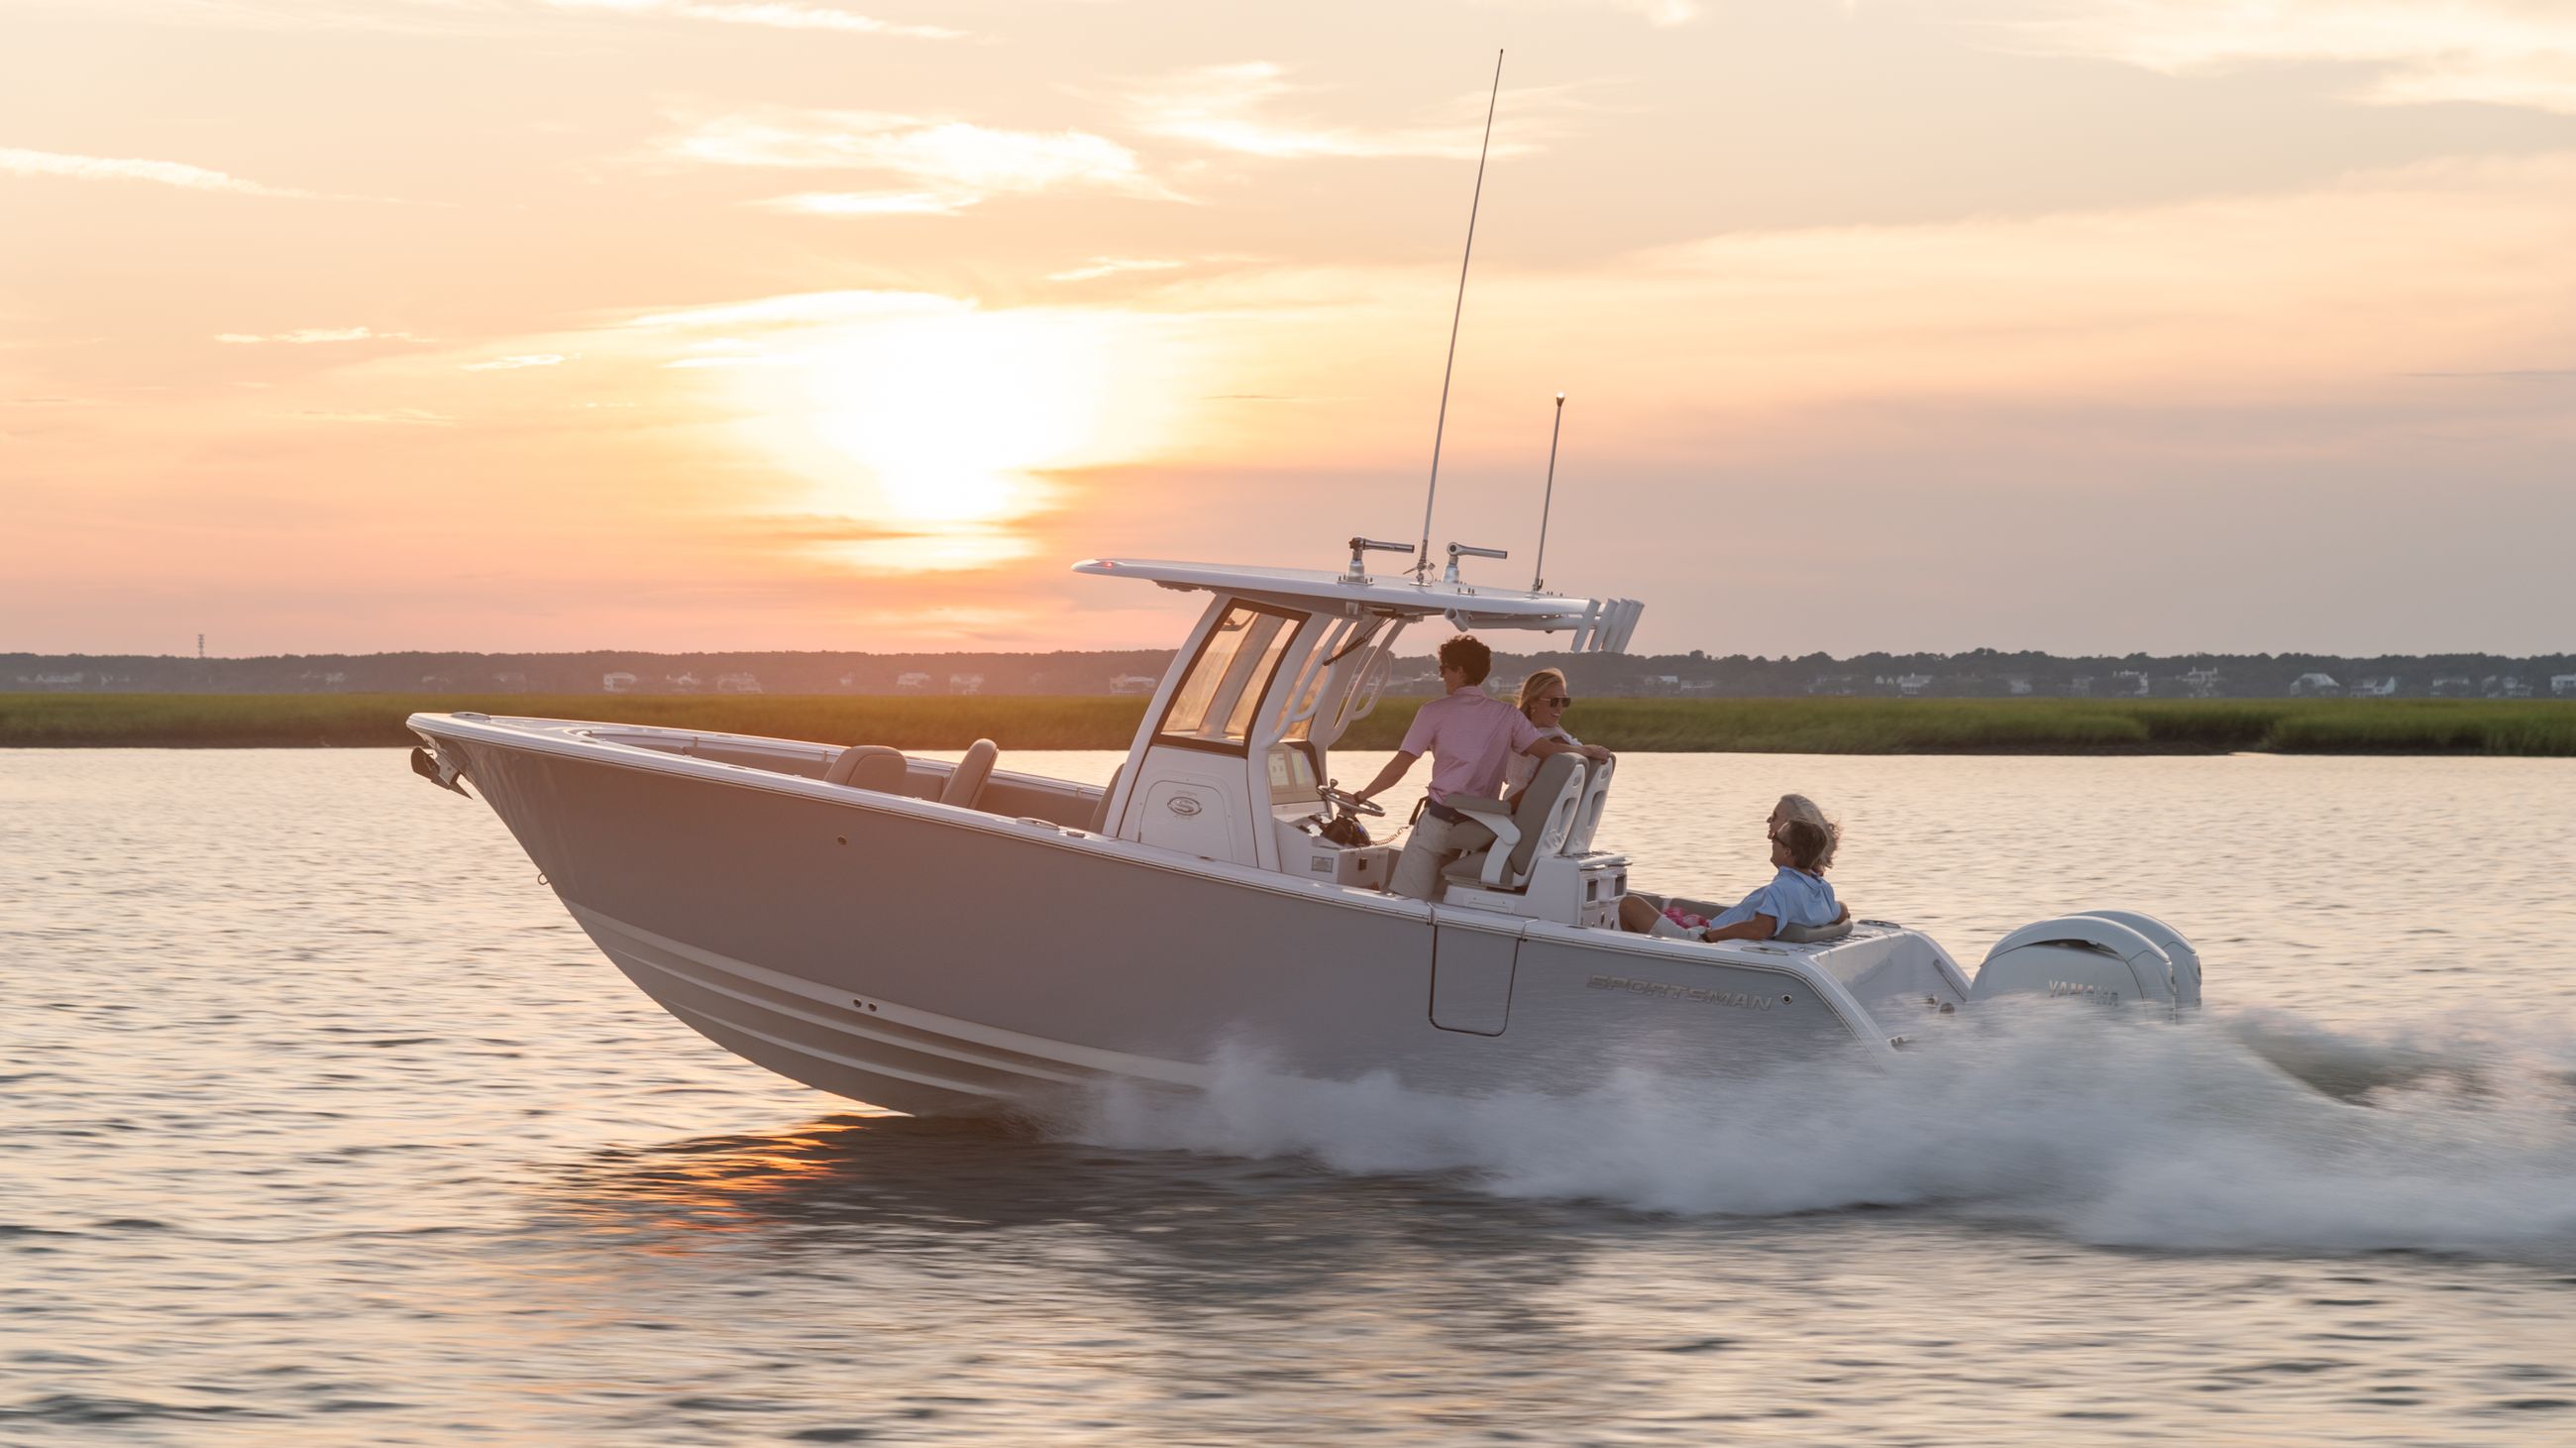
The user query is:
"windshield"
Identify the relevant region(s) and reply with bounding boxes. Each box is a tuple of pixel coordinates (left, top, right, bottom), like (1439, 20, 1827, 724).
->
(1156, 603, 1305, 750)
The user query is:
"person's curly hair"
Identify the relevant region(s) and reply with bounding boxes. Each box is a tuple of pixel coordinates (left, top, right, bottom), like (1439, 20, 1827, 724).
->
(1438, 634, 1494, 686)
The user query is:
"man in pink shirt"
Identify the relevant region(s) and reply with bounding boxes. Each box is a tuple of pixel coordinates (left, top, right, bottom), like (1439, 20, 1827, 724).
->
(1353, 635, 1612, 900)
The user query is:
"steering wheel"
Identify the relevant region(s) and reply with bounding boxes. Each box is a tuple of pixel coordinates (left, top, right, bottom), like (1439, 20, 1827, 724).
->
(1317, 782, 1384, 818)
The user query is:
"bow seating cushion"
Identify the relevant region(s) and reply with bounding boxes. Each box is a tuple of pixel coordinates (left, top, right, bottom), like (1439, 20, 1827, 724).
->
(941, 738, 998, 810)
(825, 744, 912, 793)
(1090, 762, 1125, 833)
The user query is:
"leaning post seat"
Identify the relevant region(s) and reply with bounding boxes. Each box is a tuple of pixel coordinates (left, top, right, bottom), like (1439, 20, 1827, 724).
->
(1442, 753, 1585, 891)
(1560, 754, 1616, 854)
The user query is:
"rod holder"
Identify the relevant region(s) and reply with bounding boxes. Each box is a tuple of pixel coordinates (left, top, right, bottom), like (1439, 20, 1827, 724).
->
(1443, 541, 1509, 585)
(1345, 536, 1416, 582)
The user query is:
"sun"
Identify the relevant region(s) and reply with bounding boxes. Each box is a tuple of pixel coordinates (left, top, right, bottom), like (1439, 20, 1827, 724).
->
(698, 295, 1185, 571)
(799, 305, 1118, 525)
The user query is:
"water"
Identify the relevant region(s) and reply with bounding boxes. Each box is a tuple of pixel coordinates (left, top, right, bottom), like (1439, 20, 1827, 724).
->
(6, 748, 2576, 1444)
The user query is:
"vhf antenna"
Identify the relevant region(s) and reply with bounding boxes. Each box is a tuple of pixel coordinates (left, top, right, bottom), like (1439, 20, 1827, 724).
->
(1531, 391, 1564, 593)
(1413, 49, 1505, 583)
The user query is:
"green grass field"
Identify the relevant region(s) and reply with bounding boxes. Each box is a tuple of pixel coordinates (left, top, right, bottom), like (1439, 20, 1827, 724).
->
(6, 692, 2574, 754)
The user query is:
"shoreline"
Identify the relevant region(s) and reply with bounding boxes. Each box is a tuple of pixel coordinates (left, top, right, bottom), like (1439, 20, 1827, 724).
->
(5, 693, 2572, 756)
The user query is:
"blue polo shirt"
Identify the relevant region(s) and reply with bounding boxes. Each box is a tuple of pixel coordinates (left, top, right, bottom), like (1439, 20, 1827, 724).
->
(1708, 867, 1840, 937)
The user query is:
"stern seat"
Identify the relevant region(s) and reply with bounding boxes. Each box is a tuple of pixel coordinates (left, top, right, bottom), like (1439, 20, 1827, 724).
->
(1631, 889, 1855, 944)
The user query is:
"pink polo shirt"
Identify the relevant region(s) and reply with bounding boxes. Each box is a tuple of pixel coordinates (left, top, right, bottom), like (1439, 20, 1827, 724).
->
(1400, 689, 1545, 804)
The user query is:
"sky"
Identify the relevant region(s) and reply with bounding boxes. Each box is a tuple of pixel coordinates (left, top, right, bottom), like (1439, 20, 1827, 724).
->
(4, 0, 2574, 658)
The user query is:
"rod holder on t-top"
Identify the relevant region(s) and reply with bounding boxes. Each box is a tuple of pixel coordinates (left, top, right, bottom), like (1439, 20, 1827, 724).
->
(1443, 541, 1508, 585)
(1344, 536, 1416, 583)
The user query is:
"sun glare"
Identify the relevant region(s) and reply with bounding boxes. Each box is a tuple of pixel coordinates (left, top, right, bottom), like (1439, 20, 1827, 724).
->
(703, 298, 1179, 572)
(804, 307, 1113, 520)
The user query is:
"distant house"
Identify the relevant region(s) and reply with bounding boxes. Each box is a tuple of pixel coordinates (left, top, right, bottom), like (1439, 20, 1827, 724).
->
(666, 672, 700, 693)
(2349, 676, 2398, 698)
(2553, 675, 2576, 698)
(896, 671, 931, 692)
(2110, 670, 2151, 697)
(30, 671, 84, 687)
(602, 671, 638, 693)
(1109, 673, 1159, 696)
(2070, 675, 2094, 698)
(1808, 674, 1860, 696)
(1893, 673, 1935, 697)
(2430, 676, 2476, 698)
(2003, 674, 2033, 696)
(716, 672, 762, 694)
(2487, 675, 2533, 699)
(949, 672, 984, 695)
(1644, 673, 1680, 688)
(2180, 667, 2221, 698)
(2289, 672, 2339, 697)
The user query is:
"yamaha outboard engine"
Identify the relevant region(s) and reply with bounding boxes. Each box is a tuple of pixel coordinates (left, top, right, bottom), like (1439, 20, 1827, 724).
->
(1968, 910, 2202, 1014)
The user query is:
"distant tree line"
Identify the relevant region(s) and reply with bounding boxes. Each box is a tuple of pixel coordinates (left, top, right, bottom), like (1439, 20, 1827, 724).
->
(1498, 646, 2576, 701)
(8, 645, 2572, 700)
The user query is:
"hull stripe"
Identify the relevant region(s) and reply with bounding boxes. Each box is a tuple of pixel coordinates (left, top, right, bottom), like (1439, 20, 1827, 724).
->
(568, 902, 1210, 1088)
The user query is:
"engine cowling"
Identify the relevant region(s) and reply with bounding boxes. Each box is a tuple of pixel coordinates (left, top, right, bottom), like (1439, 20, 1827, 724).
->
(1968, 912, 2201, 1012)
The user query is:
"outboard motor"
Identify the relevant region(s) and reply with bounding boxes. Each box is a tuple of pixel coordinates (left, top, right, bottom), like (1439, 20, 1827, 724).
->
(1969, 910, 2202, 1014)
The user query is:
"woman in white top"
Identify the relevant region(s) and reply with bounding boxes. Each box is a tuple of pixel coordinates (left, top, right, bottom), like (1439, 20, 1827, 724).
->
(1502, 668, 1579, 795)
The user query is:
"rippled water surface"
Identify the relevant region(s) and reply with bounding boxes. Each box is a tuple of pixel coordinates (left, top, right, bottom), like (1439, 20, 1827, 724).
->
(7, 747, 2576, 1444)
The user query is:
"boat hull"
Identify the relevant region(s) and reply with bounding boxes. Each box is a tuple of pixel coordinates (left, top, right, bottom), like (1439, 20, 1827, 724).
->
(419, 717, 1907, 1117)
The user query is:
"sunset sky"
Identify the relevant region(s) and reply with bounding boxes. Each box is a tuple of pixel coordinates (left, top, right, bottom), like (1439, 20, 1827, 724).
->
(6, 0, 2574, 658)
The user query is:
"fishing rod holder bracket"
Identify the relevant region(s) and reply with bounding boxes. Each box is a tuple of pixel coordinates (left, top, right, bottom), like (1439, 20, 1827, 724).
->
(1344, 536, 1416, 582)
(1443, 541, 1508, 585)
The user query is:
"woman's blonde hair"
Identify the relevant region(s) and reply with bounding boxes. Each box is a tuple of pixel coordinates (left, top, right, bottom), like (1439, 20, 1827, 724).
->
(1517, 668, 1569, 717)
(1773, 793, 1840, 872)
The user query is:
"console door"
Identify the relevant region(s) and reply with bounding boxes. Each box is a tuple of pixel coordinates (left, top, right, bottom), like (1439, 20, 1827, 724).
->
(1429, 910, 1525, 1036)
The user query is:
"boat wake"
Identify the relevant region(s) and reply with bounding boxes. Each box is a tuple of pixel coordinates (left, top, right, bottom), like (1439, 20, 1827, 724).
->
(1071, 1008, 2576, 1256)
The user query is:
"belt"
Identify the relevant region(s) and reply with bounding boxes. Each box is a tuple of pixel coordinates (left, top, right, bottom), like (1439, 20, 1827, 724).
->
(1420, 799, 1467, 826)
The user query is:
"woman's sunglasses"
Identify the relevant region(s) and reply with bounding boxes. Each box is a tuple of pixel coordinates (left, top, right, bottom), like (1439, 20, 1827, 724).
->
(1540, 696, 1571, 708)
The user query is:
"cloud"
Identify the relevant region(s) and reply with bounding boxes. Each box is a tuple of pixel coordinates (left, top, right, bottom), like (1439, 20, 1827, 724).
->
(758, 189, 971, 216)
(215, 326, 412, 344)
(736, 513, 937, 544)
(543, 0, 962, 39)
(289, 406, 454, 425)
(1048, 257, 1187, 282)
(622, 289, 956, 331)
(1528, 0, 1698, 24)
(1964, 0, 2576, 113)
(460, 352, 570, 370)
(1119, 62, 1574, 160)
(0, 146, 315, 197)
(665, 109, 1182, 213)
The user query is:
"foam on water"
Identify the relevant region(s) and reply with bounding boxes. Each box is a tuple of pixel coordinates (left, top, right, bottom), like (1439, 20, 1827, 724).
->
(1074, 1008, 2576, 1256)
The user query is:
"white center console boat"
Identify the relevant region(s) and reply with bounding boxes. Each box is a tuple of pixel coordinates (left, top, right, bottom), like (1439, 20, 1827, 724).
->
(410, 543, 2202, 1117)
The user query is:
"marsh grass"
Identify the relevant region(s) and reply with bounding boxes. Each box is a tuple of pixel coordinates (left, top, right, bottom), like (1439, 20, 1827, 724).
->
(6, 693, 2573, 754)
